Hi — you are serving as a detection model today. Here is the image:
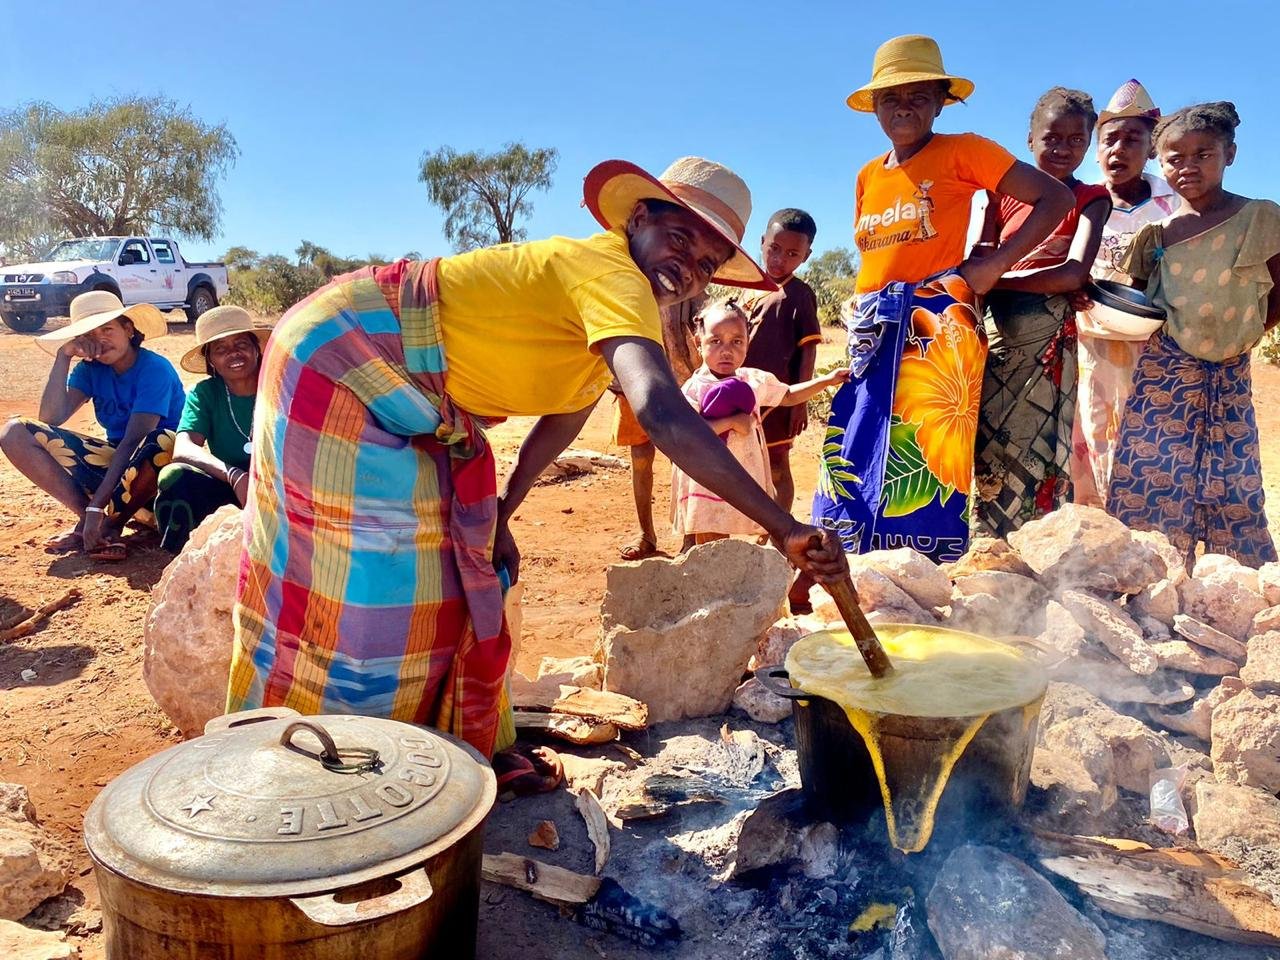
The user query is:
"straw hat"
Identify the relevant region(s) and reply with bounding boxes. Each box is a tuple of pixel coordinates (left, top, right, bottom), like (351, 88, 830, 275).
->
(846, 34, 974, 113)
(179, 305, 271, 374)
(1097, 79, 1160, 129)
(36, 290, 167, 354)
(582, 156, 775, 290)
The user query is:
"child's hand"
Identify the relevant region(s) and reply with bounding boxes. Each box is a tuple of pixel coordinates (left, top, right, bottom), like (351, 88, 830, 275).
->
(827, 368, 852, 387)
(1065, 290, 1093, 312)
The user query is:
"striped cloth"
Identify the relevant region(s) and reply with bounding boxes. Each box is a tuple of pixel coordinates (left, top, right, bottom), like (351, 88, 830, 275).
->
(226, 259, 512, 757)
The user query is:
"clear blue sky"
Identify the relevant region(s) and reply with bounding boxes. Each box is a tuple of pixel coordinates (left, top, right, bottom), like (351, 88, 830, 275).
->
(7, 1, 1278, 264)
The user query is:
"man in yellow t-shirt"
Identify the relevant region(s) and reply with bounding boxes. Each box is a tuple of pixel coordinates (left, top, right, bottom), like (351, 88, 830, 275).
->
(228, 156, 850, 763)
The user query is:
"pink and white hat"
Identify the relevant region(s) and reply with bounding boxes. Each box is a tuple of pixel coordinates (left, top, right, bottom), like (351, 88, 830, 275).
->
(1097, 79, 1161, 129)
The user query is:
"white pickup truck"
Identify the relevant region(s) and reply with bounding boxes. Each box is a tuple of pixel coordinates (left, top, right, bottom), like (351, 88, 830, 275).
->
(0, 236, 229, 333)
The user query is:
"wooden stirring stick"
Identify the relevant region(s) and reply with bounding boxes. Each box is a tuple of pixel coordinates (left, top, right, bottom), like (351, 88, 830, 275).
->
(823, 576, 895, 678)
(807, 536, 894, 678)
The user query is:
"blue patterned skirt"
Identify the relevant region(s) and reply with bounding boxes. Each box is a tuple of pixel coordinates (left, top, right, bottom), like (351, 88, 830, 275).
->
(812, 271, 986, 564)
(1107, 330, 1275, 569)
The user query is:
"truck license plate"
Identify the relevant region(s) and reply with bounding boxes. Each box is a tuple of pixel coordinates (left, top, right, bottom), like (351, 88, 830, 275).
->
(7, 287, 37, 300)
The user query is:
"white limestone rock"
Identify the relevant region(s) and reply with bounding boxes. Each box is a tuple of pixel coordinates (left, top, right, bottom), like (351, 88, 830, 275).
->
(1193, 553, 1262, 596)
(1007, 504, 1162, 594)
(732, 677, 792, 724)
(1150, 640, 1240, 676)
(1130, 528, 1189, 586)
(143, 505, 242, 738)
(599, 540, 789, 723)
(1147, 677, 1245, 743)
(1179, 575, 1268, 645)
(1129, 579, 1179, 629)
(0, 920, 76, 960)
(0, 785, 69, 922)
(1212, 688, 1280, 794)
(847, 547, 954, 611)
(1241, 630, 1280, 691)
(942, 536, 1036, 580)
(1172, 614, 1248, 663)
(1057, 590, 1159, 676)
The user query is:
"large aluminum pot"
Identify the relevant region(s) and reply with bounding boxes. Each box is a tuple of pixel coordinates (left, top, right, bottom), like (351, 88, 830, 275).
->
(757, 623, 1047, 853)
(84, 708, 495, 959)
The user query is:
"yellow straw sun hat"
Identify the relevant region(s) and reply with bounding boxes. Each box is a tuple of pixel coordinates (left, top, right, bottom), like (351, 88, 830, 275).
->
(846, 34, 974, 113)
(36, 290, 168, 354)
(582, 156, 775, 290)
(179, 305, 271, 374)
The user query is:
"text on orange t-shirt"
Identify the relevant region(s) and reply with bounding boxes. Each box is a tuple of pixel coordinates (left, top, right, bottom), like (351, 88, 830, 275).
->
(854, 133, 1016, 293)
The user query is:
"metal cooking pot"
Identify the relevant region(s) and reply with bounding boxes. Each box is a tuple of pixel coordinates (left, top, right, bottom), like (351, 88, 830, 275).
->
(757, 624, 1046, 852)
(84, 708, 495, 959)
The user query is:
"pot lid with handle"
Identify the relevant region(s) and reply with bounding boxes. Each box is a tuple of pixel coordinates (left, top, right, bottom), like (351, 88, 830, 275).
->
(83, 709, 496, 898)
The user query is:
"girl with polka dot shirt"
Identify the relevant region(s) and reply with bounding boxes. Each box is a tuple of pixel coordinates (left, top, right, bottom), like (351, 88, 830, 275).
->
(1107, 102, 1280, 568)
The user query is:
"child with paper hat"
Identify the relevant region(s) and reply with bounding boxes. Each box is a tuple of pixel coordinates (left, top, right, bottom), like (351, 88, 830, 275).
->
(1069, 79, 1179, 507)
(0, 290, 185, 560)
(227, 155, 849, 764)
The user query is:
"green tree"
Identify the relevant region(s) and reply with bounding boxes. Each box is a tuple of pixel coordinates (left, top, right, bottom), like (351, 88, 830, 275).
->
(222, 245, 260, 271)
(800, 247, 859, 327)
(0, 96, 237, 261)
(419, 142, 558, 252)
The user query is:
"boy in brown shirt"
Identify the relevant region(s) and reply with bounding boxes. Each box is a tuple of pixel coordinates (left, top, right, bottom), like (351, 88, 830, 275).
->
(742, 209, 821, 511)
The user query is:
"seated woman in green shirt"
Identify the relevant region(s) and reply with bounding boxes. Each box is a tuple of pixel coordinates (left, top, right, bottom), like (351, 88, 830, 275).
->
(155, 306, 268, 552)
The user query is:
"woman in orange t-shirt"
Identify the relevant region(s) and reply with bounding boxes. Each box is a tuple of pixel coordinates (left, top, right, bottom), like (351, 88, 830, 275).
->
(800, 35, 1070, 609)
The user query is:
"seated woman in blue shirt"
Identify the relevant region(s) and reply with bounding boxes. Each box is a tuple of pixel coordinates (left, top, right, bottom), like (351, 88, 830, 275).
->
(0, 291, 186, 561)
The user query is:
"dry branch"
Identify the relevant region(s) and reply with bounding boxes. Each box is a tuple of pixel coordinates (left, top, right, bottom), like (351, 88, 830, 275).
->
(1034, 831, 1280, 946)
(0, 588, 81, 642)
(482, 853, 601, 906)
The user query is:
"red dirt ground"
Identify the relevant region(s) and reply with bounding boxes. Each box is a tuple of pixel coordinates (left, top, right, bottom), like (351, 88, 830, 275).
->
(3, 319, 1279, 956)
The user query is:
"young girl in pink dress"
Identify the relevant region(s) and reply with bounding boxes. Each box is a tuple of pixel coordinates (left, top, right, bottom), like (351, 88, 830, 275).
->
(673, 300, 848, 547)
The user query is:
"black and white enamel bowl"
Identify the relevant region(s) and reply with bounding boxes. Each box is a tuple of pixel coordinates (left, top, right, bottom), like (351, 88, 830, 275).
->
(1079, 279, 1166, 340)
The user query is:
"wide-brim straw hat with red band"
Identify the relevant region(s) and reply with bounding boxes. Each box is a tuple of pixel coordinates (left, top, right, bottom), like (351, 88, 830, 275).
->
(846, 34, 974, 113)
(583, 156, 776, 291)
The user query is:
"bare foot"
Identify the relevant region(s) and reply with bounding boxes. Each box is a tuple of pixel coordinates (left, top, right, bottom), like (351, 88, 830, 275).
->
(44, 529, 84, 554)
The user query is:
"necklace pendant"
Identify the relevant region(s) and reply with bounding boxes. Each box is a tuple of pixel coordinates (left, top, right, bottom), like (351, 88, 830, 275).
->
(243, 441, 253, 455)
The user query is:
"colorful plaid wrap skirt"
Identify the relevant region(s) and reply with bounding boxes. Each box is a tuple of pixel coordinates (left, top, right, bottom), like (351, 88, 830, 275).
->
(1107, 330, 1276, 570)
(226, 259, 513, 757)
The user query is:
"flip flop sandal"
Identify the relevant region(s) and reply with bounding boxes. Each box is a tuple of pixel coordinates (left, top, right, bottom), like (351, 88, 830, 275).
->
(492, 743, 563, 799)
(44, 530, 84, 554)
(87, 541, 128, 563)
(619, 538, 658, 562)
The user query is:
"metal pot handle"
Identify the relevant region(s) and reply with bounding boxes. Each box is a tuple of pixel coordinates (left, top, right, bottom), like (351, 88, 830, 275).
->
(289, 867, 434, 926)
(202, 707, 300, 736)
(280, 720, 381, 775)
(754, 667, 811, 700)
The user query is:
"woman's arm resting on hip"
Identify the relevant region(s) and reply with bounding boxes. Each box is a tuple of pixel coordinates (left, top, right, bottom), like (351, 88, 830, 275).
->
(960, 162, 1074, 294)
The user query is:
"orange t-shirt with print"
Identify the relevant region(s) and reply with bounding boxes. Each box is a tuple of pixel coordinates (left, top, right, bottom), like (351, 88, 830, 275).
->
(854, 133, 1016, 294)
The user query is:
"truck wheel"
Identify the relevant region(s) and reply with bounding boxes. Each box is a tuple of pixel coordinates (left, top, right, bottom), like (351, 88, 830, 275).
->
(184, 286, 216, 323)
(1, 311, 48, 333)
